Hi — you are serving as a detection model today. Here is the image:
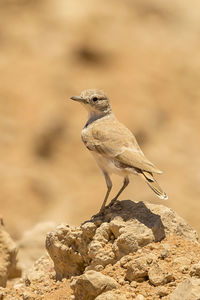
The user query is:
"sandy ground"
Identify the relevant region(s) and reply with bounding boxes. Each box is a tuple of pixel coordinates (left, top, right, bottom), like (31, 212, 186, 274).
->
(0, 0, 200, 240)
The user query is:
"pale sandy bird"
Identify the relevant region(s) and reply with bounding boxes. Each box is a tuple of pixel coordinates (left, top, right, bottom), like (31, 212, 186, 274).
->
(70, 89, 168, 213)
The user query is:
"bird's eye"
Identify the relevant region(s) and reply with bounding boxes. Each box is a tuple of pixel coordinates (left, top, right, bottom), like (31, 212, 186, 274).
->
(92, 96, 98, 102)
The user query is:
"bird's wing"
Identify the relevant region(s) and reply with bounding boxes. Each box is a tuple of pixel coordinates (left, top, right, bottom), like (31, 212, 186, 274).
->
(82, 120, 162, 174)
(115, 148, 162, 174)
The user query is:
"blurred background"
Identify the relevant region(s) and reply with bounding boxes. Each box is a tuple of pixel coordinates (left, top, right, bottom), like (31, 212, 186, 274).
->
(0, 0, 200, 240)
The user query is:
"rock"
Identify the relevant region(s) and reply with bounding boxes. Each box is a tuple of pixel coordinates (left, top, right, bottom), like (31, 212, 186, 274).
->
(190, 262, 200, 278)
(22, 291, 37, 300)
(95, 290, 128, 300)
(70, 270, 118, 300)
(46, 224, 90, 279)
(46, 201, 198, 280)
(173, 257, 191, 274)
(156, 286, 169, 297)
(159, 248, 169, 259)
(87, 223, 115, 268)
(24, 255, 53, 284)
(112, 226, 140, 258)
(0, 217, 21, 287)
(170, 278, 200, 300)
(125, 257, 148, 282)
(135, 295, 145, 300)
(120, 255, 133, 268)
(159, 243, 171, 259)
(148, 263, 174, 286)
(130, 281, 138, 288)
(125, 252, 157, 283)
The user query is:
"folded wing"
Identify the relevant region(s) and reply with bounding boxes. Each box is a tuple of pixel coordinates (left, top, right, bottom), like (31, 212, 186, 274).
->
(84, 121, 162, 174)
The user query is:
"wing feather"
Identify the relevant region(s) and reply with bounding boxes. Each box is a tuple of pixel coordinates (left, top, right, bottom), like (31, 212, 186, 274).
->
(82, 116, 162, 174)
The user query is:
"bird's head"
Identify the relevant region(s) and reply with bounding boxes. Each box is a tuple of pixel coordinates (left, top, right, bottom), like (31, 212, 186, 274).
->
(70, 89, 112, 116)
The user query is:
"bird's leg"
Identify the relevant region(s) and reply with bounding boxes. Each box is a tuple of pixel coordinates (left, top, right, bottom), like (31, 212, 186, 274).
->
(108, 176, 129, 207)
(99, 171, 112, 213)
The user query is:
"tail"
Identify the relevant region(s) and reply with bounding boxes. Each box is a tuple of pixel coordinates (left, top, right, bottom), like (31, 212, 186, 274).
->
(140, 171, 168, 200)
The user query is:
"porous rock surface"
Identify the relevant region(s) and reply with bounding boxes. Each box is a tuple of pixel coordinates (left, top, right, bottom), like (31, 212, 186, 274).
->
(44, 200, 200, 300)
(46, 200, 198, 280)
(1, 201, 200, 299)
(95, 290, 129, 300)
(70, 270, 118, 300)
(0, 217, 21, 287)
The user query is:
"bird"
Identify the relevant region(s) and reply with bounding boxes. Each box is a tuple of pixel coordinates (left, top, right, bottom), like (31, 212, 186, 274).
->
(70, 89, 168, 213)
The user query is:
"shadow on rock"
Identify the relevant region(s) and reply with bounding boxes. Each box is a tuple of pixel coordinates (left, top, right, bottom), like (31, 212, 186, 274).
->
(46, 200, 198, 280)
(90, 200, 166, 242)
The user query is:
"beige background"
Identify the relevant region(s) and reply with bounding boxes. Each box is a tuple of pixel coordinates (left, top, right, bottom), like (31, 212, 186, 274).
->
(0, 0, 199, 239)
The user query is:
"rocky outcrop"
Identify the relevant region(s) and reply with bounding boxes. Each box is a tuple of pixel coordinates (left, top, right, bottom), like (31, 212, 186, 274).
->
(0, 217, 21, 287)
(46, 200, 198, 280)
(1, 201, 200, 299)
(45, 200, 199, 300)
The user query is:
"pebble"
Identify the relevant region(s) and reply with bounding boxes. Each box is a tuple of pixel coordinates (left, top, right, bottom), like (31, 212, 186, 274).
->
(156, 286, 169, 297)
(160, 249, 169, 259)
(130, 281, 138, 288)
(118, 278, 125, 285)
(135, 294, 145, 300)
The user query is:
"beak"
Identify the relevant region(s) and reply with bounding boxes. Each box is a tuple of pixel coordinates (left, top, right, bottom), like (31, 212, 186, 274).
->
(70, 96, 84, 102)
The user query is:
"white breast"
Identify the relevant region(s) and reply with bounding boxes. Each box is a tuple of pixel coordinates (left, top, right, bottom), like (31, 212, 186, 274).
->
(91, 152, 133, 177)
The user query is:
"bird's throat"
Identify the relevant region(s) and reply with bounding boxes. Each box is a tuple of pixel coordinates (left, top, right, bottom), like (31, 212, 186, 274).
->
(85, 111, 112, 128)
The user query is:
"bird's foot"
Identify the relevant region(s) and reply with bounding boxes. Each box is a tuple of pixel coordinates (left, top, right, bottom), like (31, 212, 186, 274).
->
(91, 209, 105, 220)
(81, 210, 104, 225)
(91, 199, 121, 220)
